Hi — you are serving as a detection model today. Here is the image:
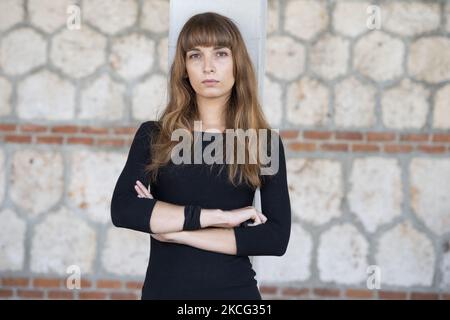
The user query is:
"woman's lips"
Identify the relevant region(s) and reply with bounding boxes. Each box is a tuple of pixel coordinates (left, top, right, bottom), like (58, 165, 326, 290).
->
(202, 80, 219, 86)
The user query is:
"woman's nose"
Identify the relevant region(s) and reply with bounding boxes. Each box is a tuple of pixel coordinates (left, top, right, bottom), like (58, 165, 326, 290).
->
(203, 55, 215, 73)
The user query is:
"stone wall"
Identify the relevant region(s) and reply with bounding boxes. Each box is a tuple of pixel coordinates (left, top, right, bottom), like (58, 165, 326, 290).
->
(0, 0, 449, 300)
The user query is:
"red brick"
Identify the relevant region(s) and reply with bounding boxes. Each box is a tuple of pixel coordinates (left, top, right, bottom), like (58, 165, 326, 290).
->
(280, 130, 299, 140)
(0, 124, 16, 131)
(4, 135, 31, 143)
(288, 142, 316, 152)
(400, 133, 429, 142)
(79, 202, 88, 209)
(384, 144, 413, 153)
(17, 290, 44, 299)
(303, 131, 332, 140)
(33, 278, 61, 288)
(2, 277, 30, 287)
(57, 278, 90, 289)
(351, 144, 380, 152)
(113, 127, 137, 135)
(67, 137, 94, 145)
(80, 279, 92, 288)
(51, 126, 79, 134)
(379, 291, 407, 300)
(48, 290, 74, 299)
(36, 136, 64, 144)
(79, 291, 108, 300)
(96, 280, 122, 289)
(125, 281, 143, 290)
(432, 134, 450, 143)
(335, 132, 363, 140)
(97, 138, 125, 147)
(259, 285, 278, 295)
(313, 288, 340, 297)
(417, 145, 446, 153)
(281, 287, 309, 297)
(0, 289, 13, 298)
(410, 292, 439, 300)
(345, 289, 374, 299)
(110, 292, 139, 300)
(367, 132, 395, 141)
(441, 293, 450, 300)
(320, 143, 349, 152)
(81, 126, 108, 134)
(20, 124, 47, 133)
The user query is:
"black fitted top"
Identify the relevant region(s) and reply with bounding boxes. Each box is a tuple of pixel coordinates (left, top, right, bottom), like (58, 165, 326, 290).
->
(110, 121, 291, 299)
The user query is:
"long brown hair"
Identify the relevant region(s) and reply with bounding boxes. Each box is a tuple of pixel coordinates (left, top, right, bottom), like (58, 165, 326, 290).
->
(145, 12, 273, 190)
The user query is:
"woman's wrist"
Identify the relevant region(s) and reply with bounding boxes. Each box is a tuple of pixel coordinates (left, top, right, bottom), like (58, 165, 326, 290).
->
(200, 208, 228, 228)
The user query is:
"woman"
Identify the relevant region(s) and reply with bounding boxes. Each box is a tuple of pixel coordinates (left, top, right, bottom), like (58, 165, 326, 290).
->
(111, 12, 291, 300)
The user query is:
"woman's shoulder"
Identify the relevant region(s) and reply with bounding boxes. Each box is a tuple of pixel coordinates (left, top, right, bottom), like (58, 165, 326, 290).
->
(132, 121, 161, 148)
(140, 120, 160, 131)
(138, 120, 161, 136)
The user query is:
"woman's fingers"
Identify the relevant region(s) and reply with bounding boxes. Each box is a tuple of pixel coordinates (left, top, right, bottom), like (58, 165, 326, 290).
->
(246, 207, 267, 225)
(135, 180, 153, 198)
(247, 210, 262, 226)
(258, 212, 268, 223)
(134, 185, 146, 198)
(136, 180, 151, 196)
(246, 210, 267, 227)
(249, 216, 262, 226)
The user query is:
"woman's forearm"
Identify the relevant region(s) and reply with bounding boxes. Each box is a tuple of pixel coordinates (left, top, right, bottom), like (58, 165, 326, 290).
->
(150, 201, 228, 234)
(168, 227, 237, 255)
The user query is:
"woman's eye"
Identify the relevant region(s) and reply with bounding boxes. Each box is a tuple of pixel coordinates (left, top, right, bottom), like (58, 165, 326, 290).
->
(188, 52, 228, 59)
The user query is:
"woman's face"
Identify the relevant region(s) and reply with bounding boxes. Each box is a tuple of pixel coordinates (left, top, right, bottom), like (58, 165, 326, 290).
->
(185, 46, 235, 100)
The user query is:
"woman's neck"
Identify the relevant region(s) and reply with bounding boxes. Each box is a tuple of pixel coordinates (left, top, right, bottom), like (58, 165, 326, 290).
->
(195, 95, 228, 131)
(193, 122, 226, 133)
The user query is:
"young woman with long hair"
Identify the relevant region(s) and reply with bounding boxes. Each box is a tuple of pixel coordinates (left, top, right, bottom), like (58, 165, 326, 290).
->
(111, 12, 291, 300)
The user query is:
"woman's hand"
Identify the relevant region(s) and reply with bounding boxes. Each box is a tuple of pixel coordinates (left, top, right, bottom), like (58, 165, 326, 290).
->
(135, 180, 153, 199)
(135, 180, 169, 241)
(216, 206, 268, 228)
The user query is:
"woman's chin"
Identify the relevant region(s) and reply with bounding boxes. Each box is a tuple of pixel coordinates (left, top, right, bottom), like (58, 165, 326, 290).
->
(198, 91, 225, 98)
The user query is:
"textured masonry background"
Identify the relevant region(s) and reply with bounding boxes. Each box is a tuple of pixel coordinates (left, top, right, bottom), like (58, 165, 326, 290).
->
(0, 0, 450, 300)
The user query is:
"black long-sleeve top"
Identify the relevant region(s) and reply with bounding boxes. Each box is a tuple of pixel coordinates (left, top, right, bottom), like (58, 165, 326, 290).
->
(110, 120, 291, 299)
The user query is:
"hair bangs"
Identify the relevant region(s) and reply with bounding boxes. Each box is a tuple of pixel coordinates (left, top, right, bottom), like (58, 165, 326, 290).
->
(181, 18, 234, 53)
